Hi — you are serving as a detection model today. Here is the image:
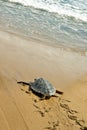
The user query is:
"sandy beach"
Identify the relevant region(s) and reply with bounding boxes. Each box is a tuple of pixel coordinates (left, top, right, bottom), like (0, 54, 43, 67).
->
(0, 29, 87, 130)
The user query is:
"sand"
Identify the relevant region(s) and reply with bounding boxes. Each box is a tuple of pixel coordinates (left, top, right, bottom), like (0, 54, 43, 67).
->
(0, 29, 87, 130)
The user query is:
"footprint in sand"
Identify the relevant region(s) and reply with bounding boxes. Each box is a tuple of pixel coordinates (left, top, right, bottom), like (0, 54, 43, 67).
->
(45, 120, 59, 130)
(60, 101, 87, 130)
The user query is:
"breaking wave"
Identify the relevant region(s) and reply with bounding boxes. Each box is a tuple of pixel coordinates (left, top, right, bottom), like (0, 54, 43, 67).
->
(8, 0, 87, 22)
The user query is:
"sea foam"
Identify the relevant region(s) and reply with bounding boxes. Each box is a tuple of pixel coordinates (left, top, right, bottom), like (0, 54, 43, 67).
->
(8, 0, 87, 22)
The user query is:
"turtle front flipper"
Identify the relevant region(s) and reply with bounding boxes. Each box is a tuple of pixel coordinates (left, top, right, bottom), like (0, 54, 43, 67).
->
(17, 81, 31, 90)
(17, 81, 30, 86)
(17, 81, 31, 93)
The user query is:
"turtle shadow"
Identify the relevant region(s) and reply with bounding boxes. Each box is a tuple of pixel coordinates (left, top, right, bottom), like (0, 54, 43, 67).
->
(26, 88, 51, 100)
(28, 88, 43, 97)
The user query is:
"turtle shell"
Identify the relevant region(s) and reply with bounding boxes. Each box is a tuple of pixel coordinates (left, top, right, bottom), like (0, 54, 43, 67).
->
(30, 78, 56, 96)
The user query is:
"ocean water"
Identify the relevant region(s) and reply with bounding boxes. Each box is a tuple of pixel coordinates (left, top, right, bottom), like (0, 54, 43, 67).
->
(0, 0, 87, 53)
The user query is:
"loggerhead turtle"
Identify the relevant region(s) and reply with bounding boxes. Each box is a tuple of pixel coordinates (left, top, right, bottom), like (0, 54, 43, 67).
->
(17, 78, 63, 99)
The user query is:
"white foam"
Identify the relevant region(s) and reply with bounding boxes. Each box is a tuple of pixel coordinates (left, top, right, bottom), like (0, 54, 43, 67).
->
(9, 0, 87, 22)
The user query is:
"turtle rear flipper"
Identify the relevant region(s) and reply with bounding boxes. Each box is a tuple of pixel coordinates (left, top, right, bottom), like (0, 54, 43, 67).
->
(56, 90, 63, 95)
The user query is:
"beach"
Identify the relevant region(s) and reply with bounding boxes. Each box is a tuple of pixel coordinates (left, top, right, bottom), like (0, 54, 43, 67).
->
(0, 28, 87, 130)
(0, 1, 87, 129)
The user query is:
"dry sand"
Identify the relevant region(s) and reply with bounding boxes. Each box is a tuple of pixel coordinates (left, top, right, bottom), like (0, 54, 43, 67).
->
(0, 29, 87, 130)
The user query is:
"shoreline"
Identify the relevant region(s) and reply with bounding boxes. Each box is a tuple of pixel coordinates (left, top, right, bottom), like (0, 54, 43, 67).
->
(0, 28, 87, 130)
(0, 26, 87, 56)
(0, 29, 87, 88)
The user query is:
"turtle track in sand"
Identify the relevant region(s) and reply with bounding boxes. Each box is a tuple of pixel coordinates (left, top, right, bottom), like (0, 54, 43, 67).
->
(18, 83, 87, 130)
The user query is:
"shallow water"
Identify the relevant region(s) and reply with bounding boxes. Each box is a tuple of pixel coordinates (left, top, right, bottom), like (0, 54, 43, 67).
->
(0, 0, 87, 53)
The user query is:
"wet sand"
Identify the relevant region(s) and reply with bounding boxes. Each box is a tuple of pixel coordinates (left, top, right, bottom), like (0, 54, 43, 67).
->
(0, 29, 87, 130)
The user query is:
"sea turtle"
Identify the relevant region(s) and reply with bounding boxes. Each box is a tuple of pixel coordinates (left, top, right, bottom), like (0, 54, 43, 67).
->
(17, 78, 63, 99)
